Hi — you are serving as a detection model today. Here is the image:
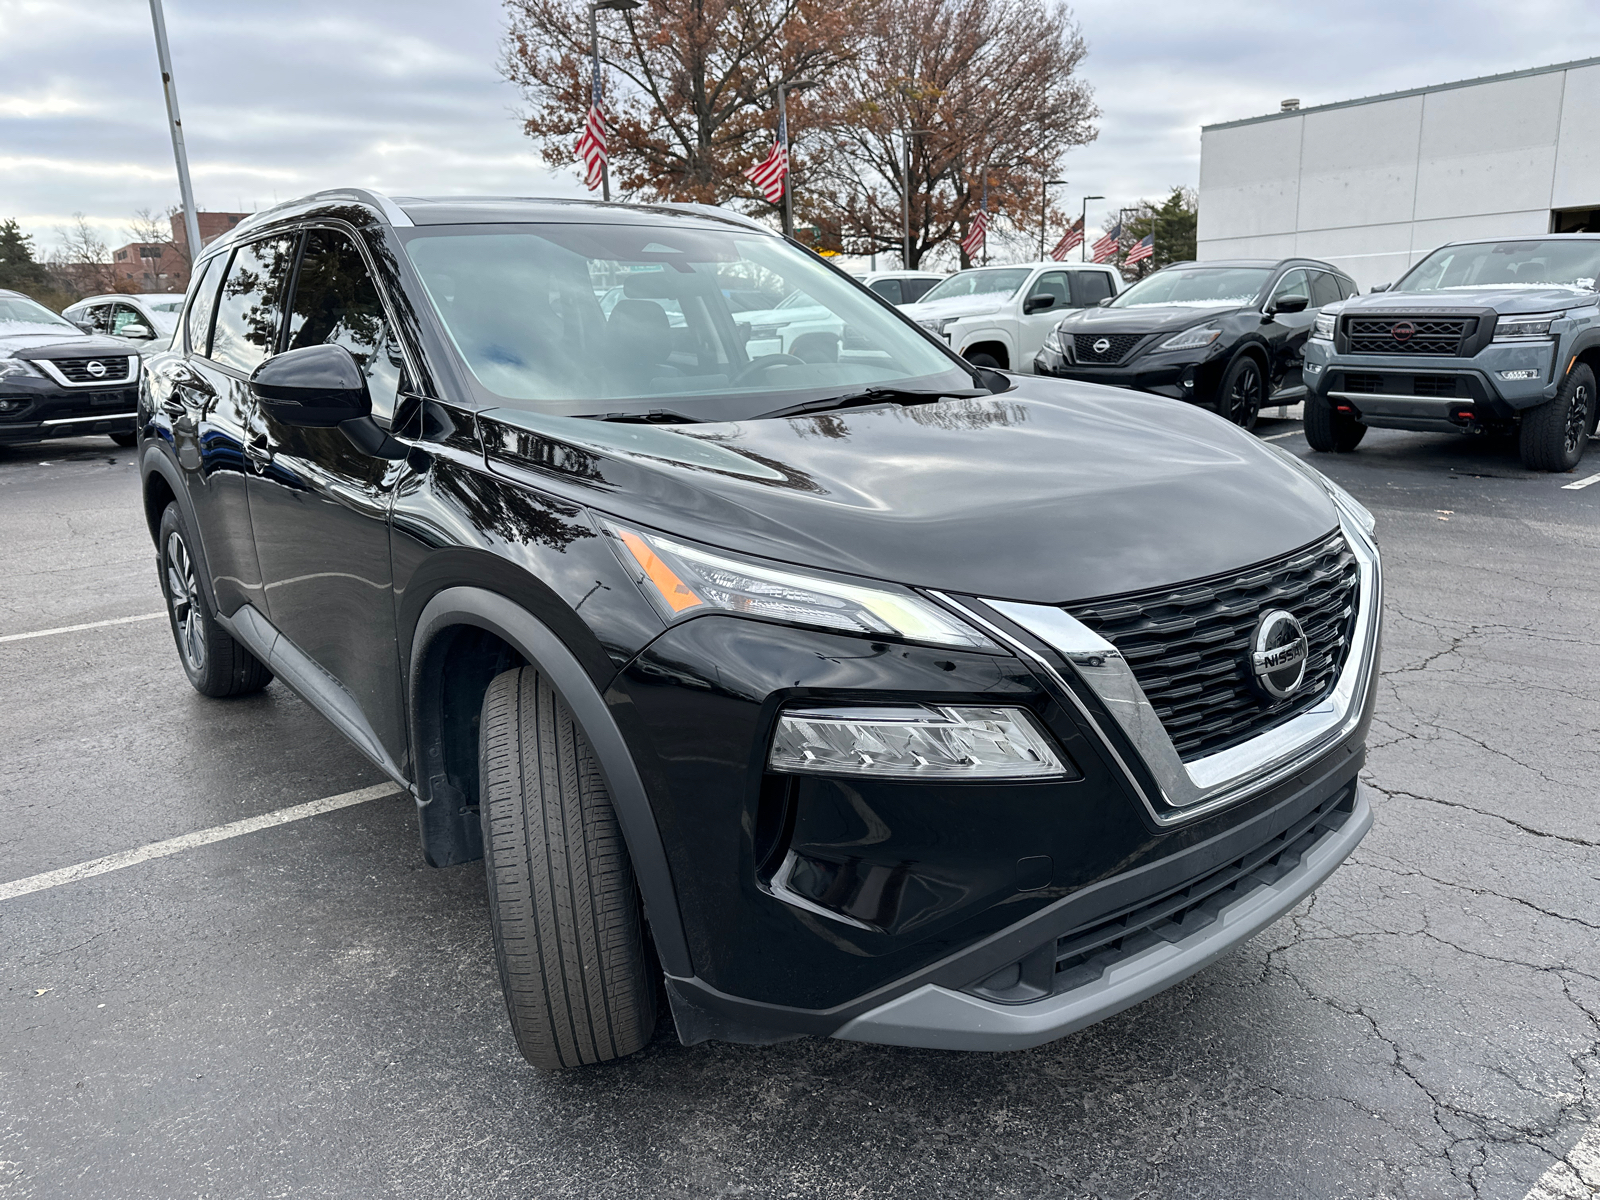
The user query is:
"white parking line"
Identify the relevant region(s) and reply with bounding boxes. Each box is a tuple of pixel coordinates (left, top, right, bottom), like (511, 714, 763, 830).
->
(1560, 469, 1600, 491)
(0, 782, 403, 902)
(1260, 430, 1303, 442)
(0, 611, 166, 645)
(1521, 1121, 1600, 1198)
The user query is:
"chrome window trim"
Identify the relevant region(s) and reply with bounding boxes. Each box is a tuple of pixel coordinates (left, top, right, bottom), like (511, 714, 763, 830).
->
(32, 357, 139, 389)
(932, 513, 1382, 827)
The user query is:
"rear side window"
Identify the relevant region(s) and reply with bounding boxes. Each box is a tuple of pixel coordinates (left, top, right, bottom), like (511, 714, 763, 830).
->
(84, 304, 113, 335)
(185, 257, 222, 354)
(1339, 275, 1359, 299)
(1071, 271, 1114, 307)
(1310, 271, 1343, 308)
(869, 278, 904, 304)
(209, 236, 297, 374)
(286, 229, 403, 419)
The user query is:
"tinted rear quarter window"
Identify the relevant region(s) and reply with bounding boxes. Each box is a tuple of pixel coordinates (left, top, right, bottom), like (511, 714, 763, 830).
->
(1071, 271, 1114, 307)
(209, 236, 297, 374)
(185, 257, 222, 354)
(1310, 271, 1343, 308)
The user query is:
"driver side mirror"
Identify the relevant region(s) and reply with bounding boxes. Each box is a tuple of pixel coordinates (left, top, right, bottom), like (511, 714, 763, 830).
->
(1264, 294, 1310, 321)
(120, 323, 154, 340)
(1023, 293, 1057, 315)
(72, 319, 94, 334)
(250, 344, 371, 428)
(1370, 282, 1391, 293)
(1096, 296, 1113, 307)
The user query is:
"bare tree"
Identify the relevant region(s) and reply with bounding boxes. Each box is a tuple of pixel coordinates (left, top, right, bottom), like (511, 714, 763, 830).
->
(502, 0, 862, 207)
(801, 0, 1096, 268)
(47, 214, 120, 299)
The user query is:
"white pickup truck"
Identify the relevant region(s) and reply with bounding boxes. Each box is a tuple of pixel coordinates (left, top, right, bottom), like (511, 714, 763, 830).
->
(900, 261, 1123, 373)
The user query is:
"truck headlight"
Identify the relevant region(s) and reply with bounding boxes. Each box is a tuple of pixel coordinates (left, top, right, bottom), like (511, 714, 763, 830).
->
(608, 524, 994, 650)
(1042, 330, 1068, 356)
(1156, 326, 1221, 352)
(1493, 312, 1562, 340)
(1311, 313, 1336, 340)
(0, 357, 42, 380)
(770, 704, 1073, 780)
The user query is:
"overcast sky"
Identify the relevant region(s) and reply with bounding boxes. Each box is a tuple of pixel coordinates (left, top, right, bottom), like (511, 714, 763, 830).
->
(4, 0, 1600, 254)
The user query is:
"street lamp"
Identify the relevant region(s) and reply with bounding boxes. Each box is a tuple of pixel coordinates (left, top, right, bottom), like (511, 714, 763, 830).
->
(588, 0, 641, 202)
(1040, 179, 1068, 261)
(903, 127, 935, 269)
(1079, 194, 1103, 261)
(772, 79, 819, 239)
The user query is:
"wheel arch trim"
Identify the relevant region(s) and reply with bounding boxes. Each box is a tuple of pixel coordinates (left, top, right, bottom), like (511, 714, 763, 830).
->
(139, 443, 220, 613)
(408, 585, 692, 977)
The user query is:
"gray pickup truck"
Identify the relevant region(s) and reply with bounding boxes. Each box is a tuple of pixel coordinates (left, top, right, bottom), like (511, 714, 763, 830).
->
(1303, 235, 1600, 472)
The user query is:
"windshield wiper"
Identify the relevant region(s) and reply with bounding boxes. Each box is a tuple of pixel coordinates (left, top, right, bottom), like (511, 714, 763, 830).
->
(578, 408, 703, 424)
(752, 386, 987, 421)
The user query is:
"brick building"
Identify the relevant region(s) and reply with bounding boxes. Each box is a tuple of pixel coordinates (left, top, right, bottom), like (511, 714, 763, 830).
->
(108, 210, 250, 293)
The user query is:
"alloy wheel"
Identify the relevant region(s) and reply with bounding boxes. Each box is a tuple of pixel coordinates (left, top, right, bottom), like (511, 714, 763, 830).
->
(1565, 382, 1591, 455)
(165, 530, 205, 673)
(1230, 363, 1263, 426)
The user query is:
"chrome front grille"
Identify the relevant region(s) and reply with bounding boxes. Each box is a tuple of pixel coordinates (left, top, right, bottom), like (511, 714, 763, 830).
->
(40, 356, 136, 384)
(1344, 316, 1470, 356)
(1072, 333, 1142, 364)
(1066, 532, 1360, 761)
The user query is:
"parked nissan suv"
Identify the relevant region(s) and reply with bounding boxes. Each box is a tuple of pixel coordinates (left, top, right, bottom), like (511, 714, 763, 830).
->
(0, 289, 143, 446)
(138, 190, 1382, 1068)
(1304, 236, 1600, 470)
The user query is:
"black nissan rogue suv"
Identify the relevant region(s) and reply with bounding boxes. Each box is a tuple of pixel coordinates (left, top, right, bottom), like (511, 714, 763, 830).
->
(138, 190, 1383, 1068)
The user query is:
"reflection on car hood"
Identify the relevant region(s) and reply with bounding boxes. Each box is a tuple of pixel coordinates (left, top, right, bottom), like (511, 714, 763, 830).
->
(898, 295, 1005, 322)
(1, 330, 131, 358)
(1344, 286, 1597, 314)
(484, 376, 1338, 603)
(1054, 303, 1239, 334)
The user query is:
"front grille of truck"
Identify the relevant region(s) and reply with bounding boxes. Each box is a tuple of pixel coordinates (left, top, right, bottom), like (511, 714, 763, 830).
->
(1344, 316, 1470, 356)
(1343, 373, 1383, 393)
(1072, 333, 1143, 364)
(1066, 532, 1360, 761)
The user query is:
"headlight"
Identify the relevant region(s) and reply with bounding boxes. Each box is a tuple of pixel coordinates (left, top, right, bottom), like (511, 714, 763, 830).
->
(608, 524, 994, 650)
(769, 704, 1072, 780)
(1156, 326, 1222, 352)
(1311, 313, 1336, 340)
(1042, 330, 1067, 355)
(917, 317, 954, 337)
(1264, 444, 1376, 539)
(0, 357, 42, 380)
(1493, 312, 1563, 340)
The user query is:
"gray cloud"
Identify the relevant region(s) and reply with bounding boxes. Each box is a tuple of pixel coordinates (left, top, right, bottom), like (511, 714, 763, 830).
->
(3, 0, 1598, 252)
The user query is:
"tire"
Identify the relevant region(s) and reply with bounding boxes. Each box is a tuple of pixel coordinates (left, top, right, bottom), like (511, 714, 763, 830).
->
(157, 503, 273, 698)
(1218, 355, 1264, 429)
(1304, 394, 1367, 453)
(109, 432, 137, 448)
(965, 350, 1003, 370)
(479, 666, 656, 1069)
(1519, 363, 1596, 472)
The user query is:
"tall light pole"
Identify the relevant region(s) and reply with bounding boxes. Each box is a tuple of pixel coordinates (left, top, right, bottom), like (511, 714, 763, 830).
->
(589, 0, 641, 201)
(775, 80, 818, 240)
(902, 128, 933, 269)
(1079, 194, 1103, 261)
(1040, 179, 1068, 261)
(147, 0, 200, 264)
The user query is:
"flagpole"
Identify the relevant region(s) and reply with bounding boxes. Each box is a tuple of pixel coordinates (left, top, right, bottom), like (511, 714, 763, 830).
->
(980, 170, 988, 267)
(778, 85, 792, 239)
(1080, 194, 1103, 262)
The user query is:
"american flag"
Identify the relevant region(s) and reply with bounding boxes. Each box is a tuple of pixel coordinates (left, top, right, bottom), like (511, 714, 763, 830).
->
(1125, 233, 1154, 265)
(960, 208, 988, 259)
(744, 112, 789, 204)
(575, 59, 607, 191)
(1091, 221, 1121, 264)
(1050, 218, 1084, 261)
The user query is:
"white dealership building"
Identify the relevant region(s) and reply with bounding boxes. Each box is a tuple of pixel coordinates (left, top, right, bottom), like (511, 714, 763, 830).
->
(1196, 57, 1600, 291)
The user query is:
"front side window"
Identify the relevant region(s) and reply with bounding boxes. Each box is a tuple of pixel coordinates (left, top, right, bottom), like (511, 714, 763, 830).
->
(111, 303, 153, 337)
(1028, 272, 1070, 310)
(185, 257, 223, 355)
(403, 223, 968, 421)
(1110, 267, 1271, 308)
(209, 236, 296, 374)
(1270, 270, 1311, 305)
(286, 229, 402, 417)
(1398, 239, 1600, 293)
(918, 268, 1032, 303)
(84, 304, 113, 335)
(1310, 271, 1343, 308)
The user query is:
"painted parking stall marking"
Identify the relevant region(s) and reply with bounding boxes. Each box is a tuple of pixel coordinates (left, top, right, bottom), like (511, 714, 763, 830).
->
(0, 611, 166, 645)
(0, 783, 403, 902)
(1560, 469, 1600, 491)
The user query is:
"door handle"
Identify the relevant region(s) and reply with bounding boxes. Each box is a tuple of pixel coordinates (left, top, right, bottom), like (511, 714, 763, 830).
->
(245, 429, 271, 472)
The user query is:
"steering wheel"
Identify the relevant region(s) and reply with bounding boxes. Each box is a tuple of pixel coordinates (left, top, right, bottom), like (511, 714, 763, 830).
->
(732, 353, 806, 384)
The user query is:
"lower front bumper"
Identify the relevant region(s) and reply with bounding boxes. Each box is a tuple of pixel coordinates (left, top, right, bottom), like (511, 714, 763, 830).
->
(0, 385, 139, 444)
(833, 783, 1371, 1051)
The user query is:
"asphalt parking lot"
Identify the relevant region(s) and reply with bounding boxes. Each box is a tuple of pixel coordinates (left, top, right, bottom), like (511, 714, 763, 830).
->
(2, 418, 1598, 1200)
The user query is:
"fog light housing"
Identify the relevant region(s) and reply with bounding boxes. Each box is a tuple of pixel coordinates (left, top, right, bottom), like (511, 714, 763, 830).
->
(1498, 368, 1538, 381)
(769, 705, 1074, 780)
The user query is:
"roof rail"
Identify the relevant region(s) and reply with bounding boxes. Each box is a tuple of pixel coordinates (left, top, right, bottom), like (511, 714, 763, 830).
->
(210, 188, 415, 256)
(653, 202, 774, 234)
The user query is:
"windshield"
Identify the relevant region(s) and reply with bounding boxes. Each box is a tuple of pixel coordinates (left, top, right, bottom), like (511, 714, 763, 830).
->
(0, 296, 77, 331)
(1110, 267, 1270, 308)
(404, 224, 969, 419)
(918, 268, 1031, 303)
(1397, 240, 1600, 293)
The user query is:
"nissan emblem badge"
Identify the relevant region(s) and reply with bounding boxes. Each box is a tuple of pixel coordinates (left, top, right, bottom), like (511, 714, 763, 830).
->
(1250, 609, 1309, 700)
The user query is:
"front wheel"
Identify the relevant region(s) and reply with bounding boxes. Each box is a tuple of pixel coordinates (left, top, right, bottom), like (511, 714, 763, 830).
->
(1218, 355, 1263, 429)
(479, 666, 657, 1069)
(1519, 363, 1596, 472)
(1305, 395, 1367, 453)
(109, 432, 137, 448)
(157, 503, 273, 698)
(965, 351, 1003, 370)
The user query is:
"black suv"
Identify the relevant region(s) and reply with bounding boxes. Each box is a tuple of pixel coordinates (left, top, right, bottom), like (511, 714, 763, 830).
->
(138, 190, 1383, 1068)
(1033, 259, 1359, 428)
(0, 289, 143, 446)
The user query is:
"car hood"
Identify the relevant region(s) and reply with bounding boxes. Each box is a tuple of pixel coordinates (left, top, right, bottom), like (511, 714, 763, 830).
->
(1055, 303, 1240, 334)
(1343, 286, 1596, 314)
(899, 295, 1006, 322)
(479, 376, 1338, 604)
(1, 330, 134, 359)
